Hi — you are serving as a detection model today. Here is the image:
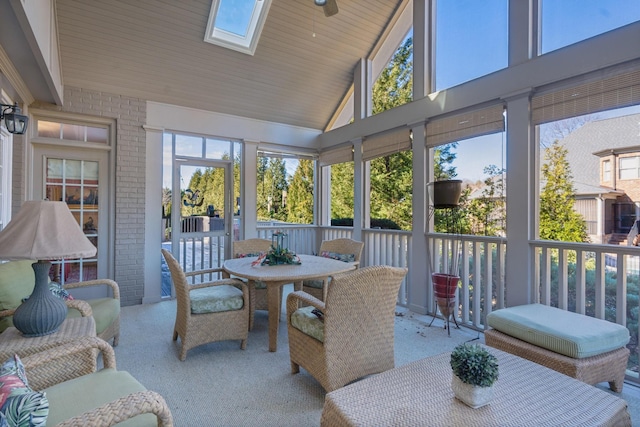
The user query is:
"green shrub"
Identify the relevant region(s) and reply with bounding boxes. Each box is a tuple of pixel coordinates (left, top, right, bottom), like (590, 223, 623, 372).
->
(450, 344, 499, 387)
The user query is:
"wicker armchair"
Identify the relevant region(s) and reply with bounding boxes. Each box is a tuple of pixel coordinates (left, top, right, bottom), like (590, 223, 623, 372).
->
(21, 336, 173, 426)
(302, 238, 364, 301)
(161, 249, 249, 361)
(63, 278, 121, 346)
(231, 238, 273, 330)
(287, 265, 407, 392)
(0, 260, 121, 346)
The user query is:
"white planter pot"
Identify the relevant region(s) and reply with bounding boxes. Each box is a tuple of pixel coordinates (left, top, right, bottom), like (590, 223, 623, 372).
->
(451, 375, 494, 409)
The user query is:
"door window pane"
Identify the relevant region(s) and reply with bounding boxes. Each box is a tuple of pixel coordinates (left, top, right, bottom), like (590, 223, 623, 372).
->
(46, 158, 99, 284)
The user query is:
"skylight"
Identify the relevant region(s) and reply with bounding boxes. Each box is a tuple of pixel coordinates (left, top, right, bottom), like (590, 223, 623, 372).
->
(204, 0, 271, 56)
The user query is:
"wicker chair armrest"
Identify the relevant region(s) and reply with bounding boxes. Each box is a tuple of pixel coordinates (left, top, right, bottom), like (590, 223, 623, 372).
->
(56, 390, 174, 427)
(0, 308, 16, 318)
(64, 279, 120, 300)
(65, 299, 93, 317)
(22, 336, 116, 375)
(189, 278, 246, 291)
(185, 267, 225, 278)
(286, 291, 325, 318)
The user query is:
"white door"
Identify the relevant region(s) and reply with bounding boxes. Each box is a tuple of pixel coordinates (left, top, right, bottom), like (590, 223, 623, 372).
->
(169, 159, 232, 287)
(32, 145, 110, 293)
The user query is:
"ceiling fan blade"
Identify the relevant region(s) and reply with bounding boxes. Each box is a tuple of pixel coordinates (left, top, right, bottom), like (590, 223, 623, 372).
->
(323, 0, 338, 17)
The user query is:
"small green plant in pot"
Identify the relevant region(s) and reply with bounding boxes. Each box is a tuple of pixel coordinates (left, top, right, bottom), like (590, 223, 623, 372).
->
(450, 344, 499, 408)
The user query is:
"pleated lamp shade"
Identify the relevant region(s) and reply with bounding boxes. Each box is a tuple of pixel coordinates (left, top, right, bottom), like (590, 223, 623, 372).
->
(0, 200, 97, 336)
(0, 200, 97, 260)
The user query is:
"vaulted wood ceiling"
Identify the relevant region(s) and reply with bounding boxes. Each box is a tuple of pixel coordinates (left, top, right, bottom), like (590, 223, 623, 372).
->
(55, 0, 406, 130)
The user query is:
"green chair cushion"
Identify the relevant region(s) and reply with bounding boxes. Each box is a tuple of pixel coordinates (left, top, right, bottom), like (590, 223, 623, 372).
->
(190, 285, 244, 314)
(67, 297, 120, 335)
(291, 306, 324, 342)
(45, 368, 156, 427)
(0, 260, 36, 333)
(487, 303, 630, 358)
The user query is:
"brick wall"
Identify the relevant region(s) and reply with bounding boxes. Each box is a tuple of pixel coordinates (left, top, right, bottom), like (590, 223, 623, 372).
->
(35, 86, 147, 306)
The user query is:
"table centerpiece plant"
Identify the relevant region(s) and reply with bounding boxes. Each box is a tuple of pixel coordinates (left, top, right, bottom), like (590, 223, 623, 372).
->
(450, 343, 499, 408)
(252, 231, 301, 266)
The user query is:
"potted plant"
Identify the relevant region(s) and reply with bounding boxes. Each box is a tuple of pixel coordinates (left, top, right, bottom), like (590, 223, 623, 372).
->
(450, 344, 499, 408)
(427, 179, 462, 208)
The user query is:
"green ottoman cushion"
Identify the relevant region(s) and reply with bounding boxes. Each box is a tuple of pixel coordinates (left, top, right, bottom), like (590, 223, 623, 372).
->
(487, 304, 630, 358)
(45, 368, 156, 426)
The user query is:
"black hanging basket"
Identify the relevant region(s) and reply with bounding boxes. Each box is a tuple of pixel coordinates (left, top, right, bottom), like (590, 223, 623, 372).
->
(428, 180, 462, 209)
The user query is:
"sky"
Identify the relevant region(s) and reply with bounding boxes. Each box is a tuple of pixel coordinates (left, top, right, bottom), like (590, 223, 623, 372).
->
(436, 0, 640, 183)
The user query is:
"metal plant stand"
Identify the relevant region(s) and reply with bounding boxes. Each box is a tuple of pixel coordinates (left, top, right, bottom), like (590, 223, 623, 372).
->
(427, 180, 463, 336)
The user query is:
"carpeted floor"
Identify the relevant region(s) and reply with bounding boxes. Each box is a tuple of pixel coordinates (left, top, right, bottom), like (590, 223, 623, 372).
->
(113, 285, 640, 426)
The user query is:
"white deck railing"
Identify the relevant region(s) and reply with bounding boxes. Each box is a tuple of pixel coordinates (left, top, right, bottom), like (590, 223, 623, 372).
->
(174, 225, 639, 383)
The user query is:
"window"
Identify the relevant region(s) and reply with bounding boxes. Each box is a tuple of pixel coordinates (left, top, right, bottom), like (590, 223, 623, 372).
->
(204, 0, 272, 55)
(434, 0, 508, 91)
(539, 0, 640, 55)
(257, 152, 315, 225)
(37, 119, 108, 144)
(602, 160, 611, 182)
(619, 156, 640, 180)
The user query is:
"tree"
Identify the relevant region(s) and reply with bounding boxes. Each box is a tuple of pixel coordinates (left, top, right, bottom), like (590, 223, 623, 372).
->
(465, 165, 506, 236)
(433, 143, 458, 180)
(539, 142, 588, 242)
(330, 162, 354, 219)
(368, 36, 414, 230)
(287, 159, 314, 224)
(257, 157, 288, 221)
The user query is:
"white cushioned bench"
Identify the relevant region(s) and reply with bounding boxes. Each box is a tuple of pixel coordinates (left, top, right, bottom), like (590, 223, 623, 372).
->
(485, 304, 630, 392)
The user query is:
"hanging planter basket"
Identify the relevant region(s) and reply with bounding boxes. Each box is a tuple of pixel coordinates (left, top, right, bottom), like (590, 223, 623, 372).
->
(427, 180, 463, 209)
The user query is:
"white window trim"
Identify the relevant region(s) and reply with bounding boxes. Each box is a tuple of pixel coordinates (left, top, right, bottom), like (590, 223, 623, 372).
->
(204, 0, 272, 56)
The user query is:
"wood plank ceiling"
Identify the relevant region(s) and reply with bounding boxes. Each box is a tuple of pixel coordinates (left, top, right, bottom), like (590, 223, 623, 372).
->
(55, 0, 405, 130)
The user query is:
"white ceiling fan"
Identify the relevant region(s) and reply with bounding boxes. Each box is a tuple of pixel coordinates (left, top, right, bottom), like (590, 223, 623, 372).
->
(314, 0, 339, 17)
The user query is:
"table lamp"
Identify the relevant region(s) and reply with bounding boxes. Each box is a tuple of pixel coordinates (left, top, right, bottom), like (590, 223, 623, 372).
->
(0, 200, 97, 336)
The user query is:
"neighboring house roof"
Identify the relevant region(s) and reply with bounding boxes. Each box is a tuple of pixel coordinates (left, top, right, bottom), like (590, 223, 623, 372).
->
(551, 113, 640, 196)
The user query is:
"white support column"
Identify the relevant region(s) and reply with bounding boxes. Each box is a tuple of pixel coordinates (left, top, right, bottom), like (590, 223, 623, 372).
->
(319, 164, 331, 227)
(596, 196, 604, 243)
(409, 121, 429, 314)
(412, 0, 430, 100)
(353, 59, 372, 122)
(509, 0, 535, 65)
(142, 125, 163, 304)
(352, 138, 363, 242)
(244, 140, 259, 238)
(504, 92, 536, 307)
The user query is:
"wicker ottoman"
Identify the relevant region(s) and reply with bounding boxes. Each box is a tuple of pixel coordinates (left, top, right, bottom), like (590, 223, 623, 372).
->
(485, 304, 630, 392)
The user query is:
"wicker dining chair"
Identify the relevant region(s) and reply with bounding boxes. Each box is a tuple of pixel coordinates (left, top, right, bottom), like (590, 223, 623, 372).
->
(231, 238, 273, 330)
(302, 238, 364, 302)
(287, 265, 408, 392)
(161, 249, 249, 361)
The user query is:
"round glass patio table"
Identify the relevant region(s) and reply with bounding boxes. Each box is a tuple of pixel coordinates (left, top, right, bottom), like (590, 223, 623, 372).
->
(223, 254, 356, 352)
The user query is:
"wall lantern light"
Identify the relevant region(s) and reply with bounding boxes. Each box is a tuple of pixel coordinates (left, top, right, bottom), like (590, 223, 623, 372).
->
(1, 103, 28, 135)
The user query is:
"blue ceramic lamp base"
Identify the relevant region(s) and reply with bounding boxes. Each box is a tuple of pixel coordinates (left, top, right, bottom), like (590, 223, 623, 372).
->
(13, 261, 68, 337)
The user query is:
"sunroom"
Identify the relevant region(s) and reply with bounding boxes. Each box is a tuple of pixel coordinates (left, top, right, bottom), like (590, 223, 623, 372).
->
(1, 0, 640, 395)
